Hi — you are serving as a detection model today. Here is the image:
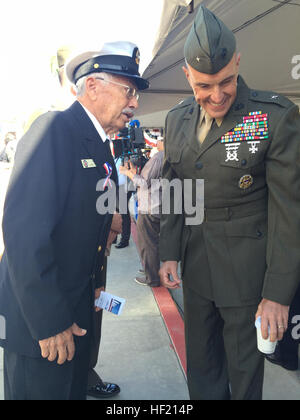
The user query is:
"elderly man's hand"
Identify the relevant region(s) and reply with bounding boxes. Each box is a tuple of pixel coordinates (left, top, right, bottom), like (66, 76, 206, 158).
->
(39, 323, 87, 365)
(95, 287, 105, 313)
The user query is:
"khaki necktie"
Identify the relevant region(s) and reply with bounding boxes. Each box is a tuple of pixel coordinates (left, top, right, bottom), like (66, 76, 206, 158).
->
(198, 113, 214, 144)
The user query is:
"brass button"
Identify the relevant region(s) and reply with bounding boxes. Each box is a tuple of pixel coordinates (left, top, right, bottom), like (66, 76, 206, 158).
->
(98, 246, 102, 252)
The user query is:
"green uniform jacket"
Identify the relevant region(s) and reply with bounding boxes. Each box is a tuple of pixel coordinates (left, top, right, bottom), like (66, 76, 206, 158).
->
(160, 76, 300, 307)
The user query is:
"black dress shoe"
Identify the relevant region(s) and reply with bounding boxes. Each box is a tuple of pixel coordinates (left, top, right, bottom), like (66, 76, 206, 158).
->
(265, 346, 298, 371)
(87, 382, 121, 399)
(115, 241, 129, 249)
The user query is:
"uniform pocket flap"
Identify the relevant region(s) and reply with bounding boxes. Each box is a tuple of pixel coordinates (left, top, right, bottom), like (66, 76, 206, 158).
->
(225, 216, 267, 239)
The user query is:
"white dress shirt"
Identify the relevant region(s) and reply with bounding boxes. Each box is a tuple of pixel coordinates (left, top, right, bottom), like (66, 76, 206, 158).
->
(79, 102, 108, 143)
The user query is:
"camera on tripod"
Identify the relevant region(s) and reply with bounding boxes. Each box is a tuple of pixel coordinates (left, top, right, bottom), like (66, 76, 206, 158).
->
(112, 120, 149, 173)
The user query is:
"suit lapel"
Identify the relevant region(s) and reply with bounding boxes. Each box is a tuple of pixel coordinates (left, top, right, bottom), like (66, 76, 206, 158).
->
(66, 101, 116, 179)
(83, 135, 118, 185)
(181, 100, 201, 154)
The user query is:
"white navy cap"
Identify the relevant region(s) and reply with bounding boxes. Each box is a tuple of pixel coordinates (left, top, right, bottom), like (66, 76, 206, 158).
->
(66, 41, 149, 90)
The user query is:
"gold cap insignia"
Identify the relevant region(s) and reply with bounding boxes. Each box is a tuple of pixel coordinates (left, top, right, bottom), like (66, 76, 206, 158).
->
(135, 49, 140, 65)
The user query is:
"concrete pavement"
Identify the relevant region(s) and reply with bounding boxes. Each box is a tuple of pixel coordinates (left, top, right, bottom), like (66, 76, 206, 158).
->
(89, 243, 189, 400)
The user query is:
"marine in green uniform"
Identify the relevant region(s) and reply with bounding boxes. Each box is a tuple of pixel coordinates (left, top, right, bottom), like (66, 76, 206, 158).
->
(159, 6, 300, 400)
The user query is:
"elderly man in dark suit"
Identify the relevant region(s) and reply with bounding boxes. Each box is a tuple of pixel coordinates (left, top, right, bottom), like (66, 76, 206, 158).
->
(0, 41, 149, 400)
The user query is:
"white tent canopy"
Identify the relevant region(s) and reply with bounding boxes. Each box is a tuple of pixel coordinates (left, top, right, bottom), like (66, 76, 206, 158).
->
(136, 0, 300, 127)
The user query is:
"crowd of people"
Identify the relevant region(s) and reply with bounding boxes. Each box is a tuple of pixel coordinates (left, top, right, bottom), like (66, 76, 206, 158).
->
(0, 5, 299, 401)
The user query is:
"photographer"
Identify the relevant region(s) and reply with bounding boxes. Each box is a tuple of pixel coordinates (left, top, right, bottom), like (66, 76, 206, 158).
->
(120, 138, 164, 287)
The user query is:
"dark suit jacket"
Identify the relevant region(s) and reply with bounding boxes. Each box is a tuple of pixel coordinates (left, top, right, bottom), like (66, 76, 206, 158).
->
(0, 101, 118, 357)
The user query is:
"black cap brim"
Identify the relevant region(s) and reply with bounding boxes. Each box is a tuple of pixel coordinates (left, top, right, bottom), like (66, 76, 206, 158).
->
(71, 54, 149, 90)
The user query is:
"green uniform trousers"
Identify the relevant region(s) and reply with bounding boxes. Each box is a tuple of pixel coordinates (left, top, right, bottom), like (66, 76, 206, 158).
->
(183, 285, 264, 400)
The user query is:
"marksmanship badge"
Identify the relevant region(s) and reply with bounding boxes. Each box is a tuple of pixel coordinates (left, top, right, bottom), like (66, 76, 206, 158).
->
(225, 143, 240, 162)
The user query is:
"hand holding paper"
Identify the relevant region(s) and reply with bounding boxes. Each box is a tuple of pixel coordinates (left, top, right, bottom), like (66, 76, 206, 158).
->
(95, 291, 126, 316)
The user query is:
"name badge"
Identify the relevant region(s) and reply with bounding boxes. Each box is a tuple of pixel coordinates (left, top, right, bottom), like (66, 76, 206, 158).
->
(81, 159, 97, 169)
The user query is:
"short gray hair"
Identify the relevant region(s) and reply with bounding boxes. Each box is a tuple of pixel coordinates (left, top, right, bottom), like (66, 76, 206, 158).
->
(75, 72, 112, 97)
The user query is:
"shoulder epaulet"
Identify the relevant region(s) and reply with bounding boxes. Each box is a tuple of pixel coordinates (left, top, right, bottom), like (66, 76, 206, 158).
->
(249, 90, 294, 108)
(169, 96, 195, 113)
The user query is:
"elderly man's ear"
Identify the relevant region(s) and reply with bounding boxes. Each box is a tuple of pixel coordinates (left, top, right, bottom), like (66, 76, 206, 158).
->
(85, 77, 99, 101)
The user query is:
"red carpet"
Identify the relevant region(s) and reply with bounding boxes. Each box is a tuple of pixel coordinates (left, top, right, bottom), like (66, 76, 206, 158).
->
(131, 221, 187, 377)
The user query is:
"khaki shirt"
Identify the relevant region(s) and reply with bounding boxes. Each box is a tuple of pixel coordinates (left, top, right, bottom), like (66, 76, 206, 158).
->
(197, 108, 223, 143)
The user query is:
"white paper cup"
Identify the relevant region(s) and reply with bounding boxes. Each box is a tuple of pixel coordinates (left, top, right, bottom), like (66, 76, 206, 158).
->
(255, 317, 277, 355)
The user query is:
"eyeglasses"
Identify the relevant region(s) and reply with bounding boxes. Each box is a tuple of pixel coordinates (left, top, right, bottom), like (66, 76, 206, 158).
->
(95, 77, 140, 101)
